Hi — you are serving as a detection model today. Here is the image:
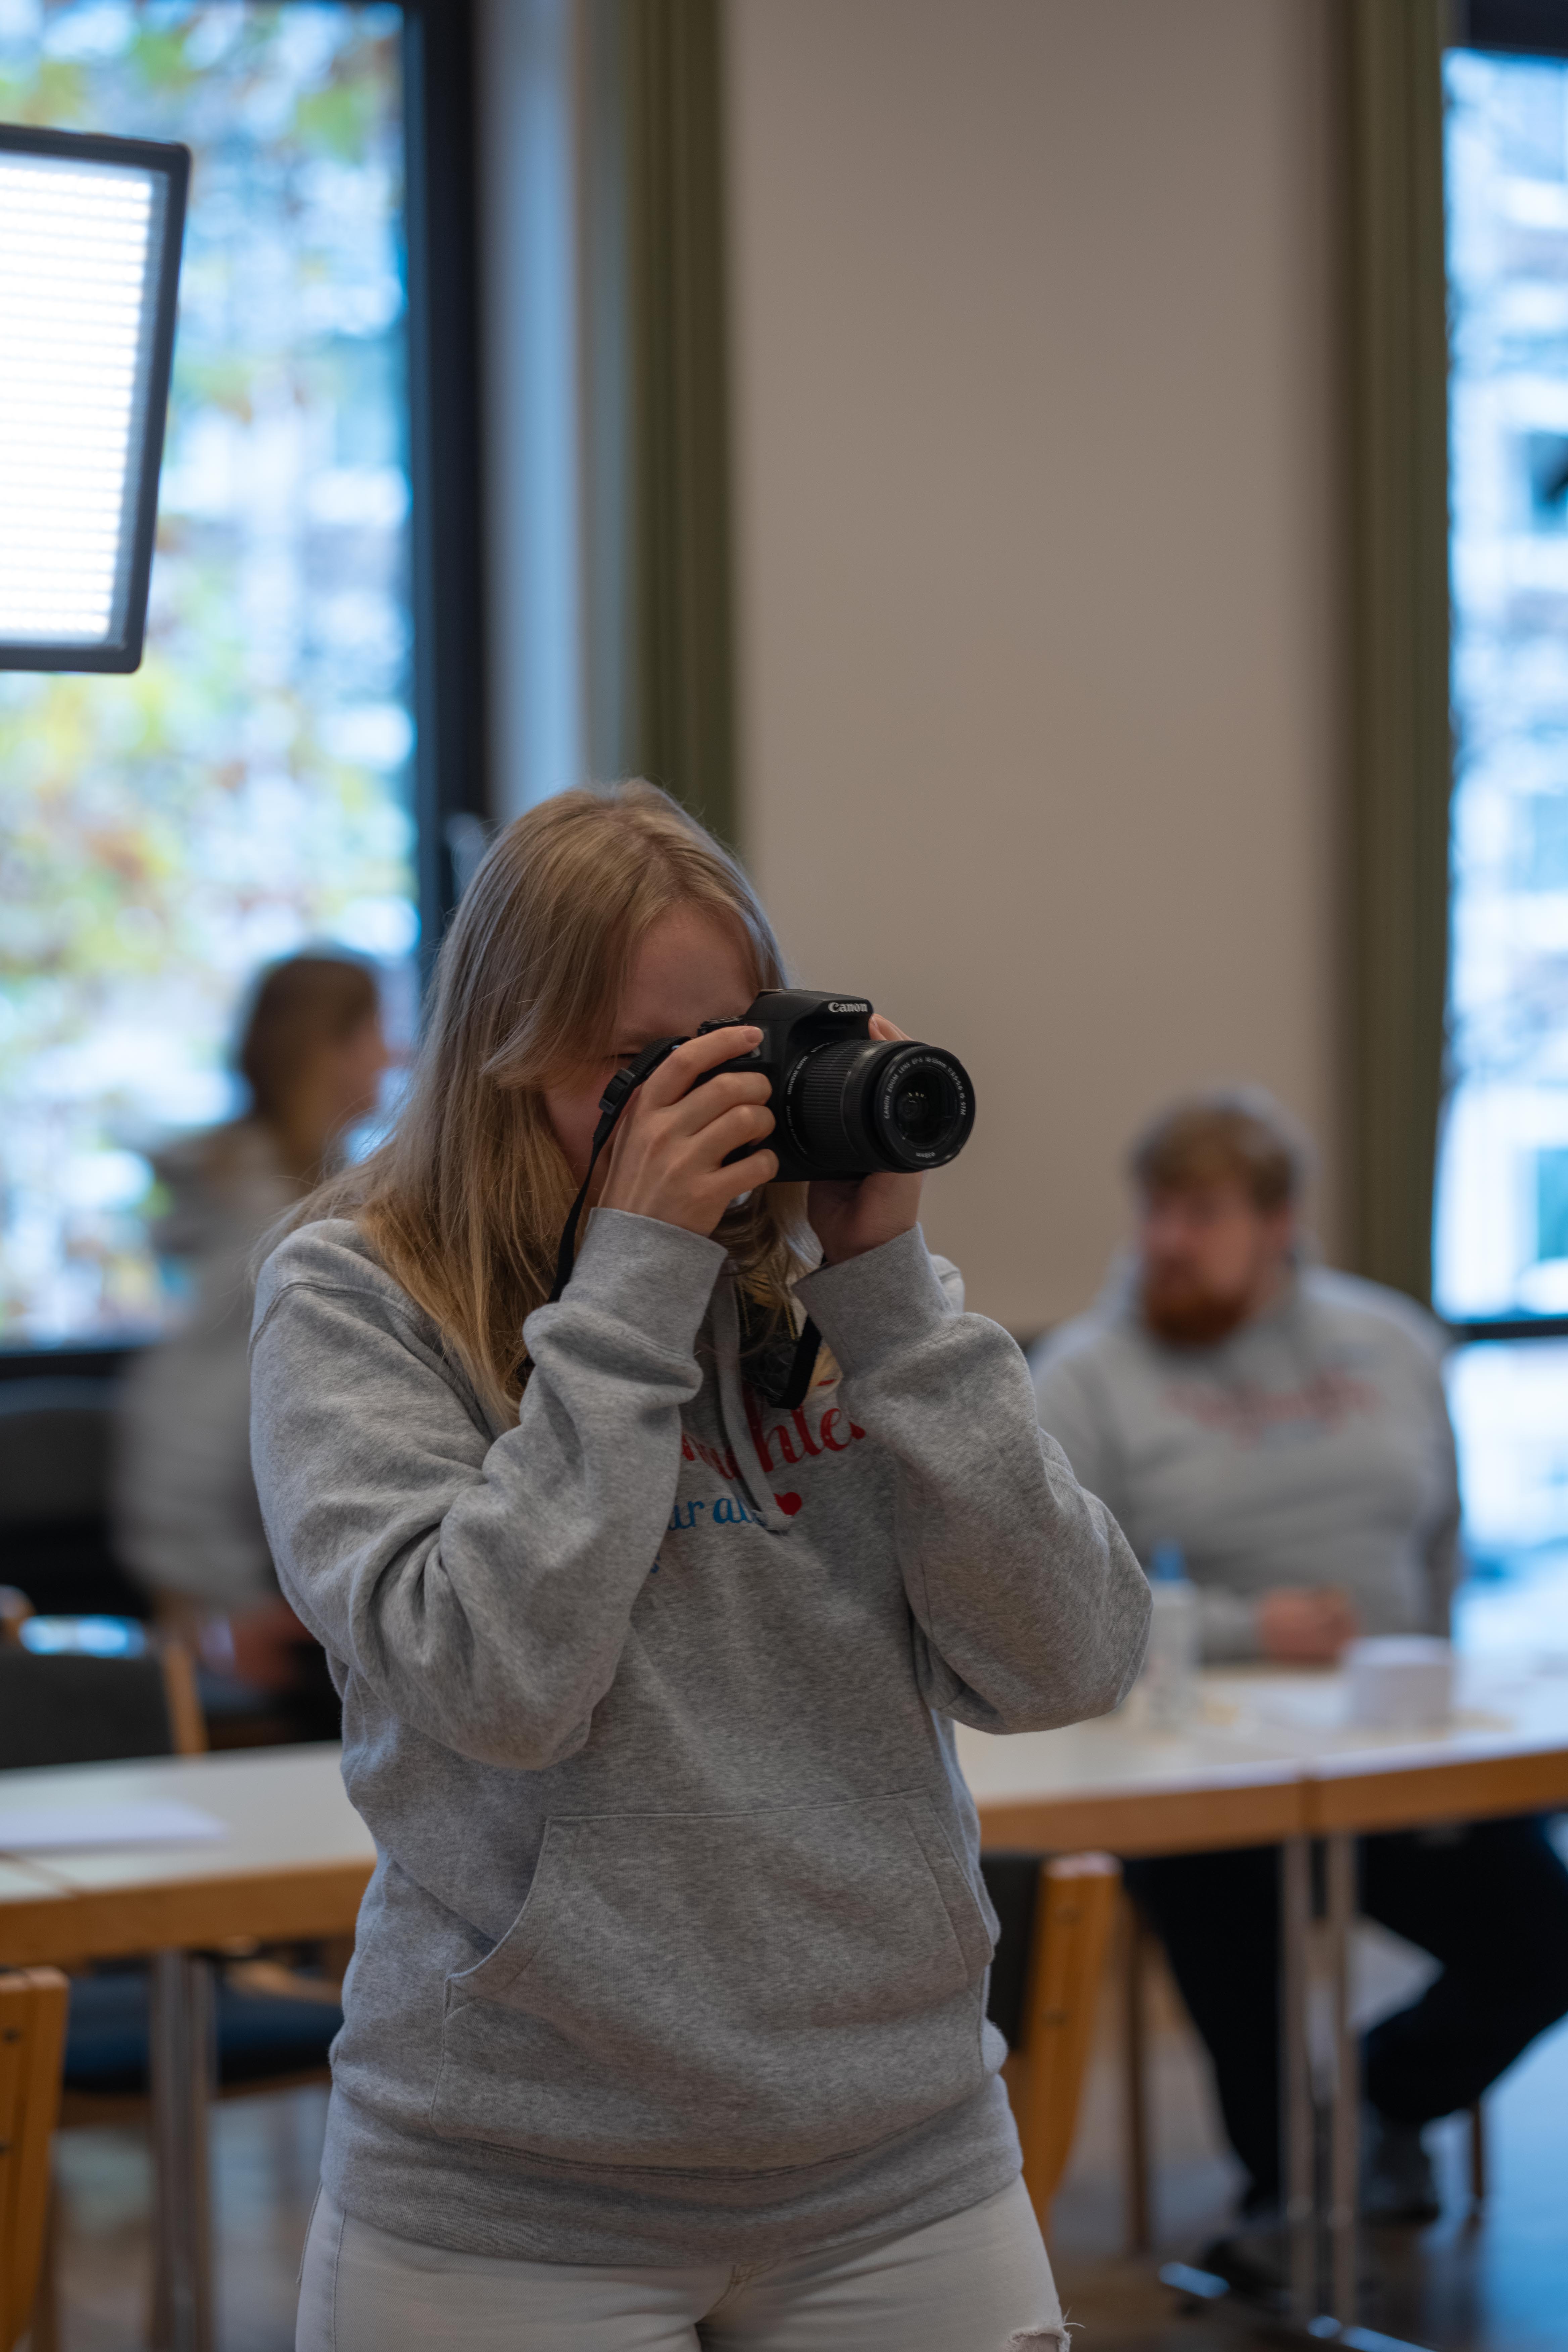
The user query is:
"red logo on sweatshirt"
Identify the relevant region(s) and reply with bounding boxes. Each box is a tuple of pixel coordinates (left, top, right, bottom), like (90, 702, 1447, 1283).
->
(743, 1387, 865, 1475)
(1163, 1368, 1378, 1443)
(679, 1391, 868, 1489)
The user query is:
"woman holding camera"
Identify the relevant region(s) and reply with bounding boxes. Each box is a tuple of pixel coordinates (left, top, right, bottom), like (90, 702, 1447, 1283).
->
(253, 784, 1148, 2352)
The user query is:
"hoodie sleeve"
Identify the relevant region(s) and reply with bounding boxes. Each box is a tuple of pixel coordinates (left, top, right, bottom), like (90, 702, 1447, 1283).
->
(249, 1209, 723, 1771)
(1030, 1343, 1128, 1525)
(794, 1227, 1151, 1733)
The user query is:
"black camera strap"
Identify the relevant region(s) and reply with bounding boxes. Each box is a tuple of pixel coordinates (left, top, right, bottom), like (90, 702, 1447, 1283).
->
(738, 1297, 823, 1415)
(548, 1038, 682, 1305)
(546, 1038, 822, 1414)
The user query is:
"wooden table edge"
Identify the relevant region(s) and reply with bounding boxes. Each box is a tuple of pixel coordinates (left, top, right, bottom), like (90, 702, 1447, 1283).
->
(1305, 1750, 1568, 1835)
(0, 1855, 374, 1967)
(975, 1779, 1309, 1857)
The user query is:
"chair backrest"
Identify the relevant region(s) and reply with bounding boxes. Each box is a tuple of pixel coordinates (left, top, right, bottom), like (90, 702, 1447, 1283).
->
(0, 1378, 148, 1620)
(0, 1967, 68, 2352)
(0, 1381, 116, 1526)
(1008, 1853, 1121, 2223)
(0, 1644, 204, 1771)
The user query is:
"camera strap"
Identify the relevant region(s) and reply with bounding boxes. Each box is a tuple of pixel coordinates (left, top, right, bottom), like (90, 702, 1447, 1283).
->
(546, 1038, 822, 1415)
(737, 1296, 823, 1414)
(548, 1038, 683, 1305)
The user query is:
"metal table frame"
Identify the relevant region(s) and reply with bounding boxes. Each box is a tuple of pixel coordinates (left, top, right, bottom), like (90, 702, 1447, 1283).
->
(965, 1679, 1568, 2352)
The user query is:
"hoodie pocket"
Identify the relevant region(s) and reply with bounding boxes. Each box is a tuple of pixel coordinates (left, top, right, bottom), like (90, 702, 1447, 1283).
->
(428, 1792, 992, 2175)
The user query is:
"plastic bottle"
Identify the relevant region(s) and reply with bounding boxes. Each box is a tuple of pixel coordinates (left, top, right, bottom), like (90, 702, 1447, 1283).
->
(1141, 1541, 1199, 1732)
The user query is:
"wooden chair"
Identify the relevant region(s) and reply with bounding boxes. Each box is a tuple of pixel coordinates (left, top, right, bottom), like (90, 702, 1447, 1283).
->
(998, 1853, 1121, 2226)
(0, 1970, 68, 2352)
(0, 1378, 148, 1622)
(0, 1637, 204, 1772)
(1, 1624, 340, 2346)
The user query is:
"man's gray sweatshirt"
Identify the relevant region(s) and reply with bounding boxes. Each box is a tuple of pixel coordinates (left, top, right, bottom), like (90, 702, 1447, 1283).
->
(249, 1210, 1150, 2266)
(1029, 1262, 1459, 1662)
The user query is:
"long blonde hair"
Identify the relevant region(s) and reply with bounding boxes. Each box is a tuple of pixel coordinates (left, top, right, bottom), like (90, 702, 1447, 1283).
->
(293, 784, 809, 1421)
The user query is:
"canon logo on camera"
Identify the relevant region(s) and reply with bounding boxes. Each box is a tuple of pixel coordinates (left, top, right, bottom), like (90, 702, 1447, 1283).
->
(826, 1000, 871, 1015)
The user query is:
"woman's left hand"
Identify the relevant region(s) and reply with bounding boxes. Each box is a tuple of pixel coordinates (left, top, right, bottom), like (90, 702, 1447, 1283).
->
(807, 1016, 924, 1266)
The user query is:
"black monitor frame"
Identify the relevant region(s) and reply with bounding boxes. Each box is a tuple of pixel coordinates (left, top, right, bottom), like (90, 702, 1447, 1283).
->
(0, 121, 190, 676)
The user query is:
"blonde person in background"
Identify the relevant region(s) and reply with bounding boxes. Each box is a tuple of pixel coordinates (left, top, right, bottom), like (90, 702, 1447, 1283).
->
(1030, 1092, 1568, 2235)
(115, 954, 388, 1724)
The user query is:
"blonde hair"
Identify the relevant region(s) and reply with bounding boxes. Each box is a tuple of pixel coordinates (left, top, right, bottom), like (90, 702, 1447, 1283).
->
(291, 784, 809, 1421)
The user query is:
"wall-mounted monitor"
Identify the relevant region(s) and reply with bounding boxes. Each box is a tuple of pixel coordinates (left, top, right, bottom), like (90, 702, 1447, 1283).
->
(0, 121, 188, 674)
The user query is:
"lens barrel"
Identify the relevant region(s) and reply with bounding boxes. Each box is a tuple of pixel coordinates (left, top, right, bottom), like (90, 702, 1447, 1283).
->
(787, 1039, 974, 1175)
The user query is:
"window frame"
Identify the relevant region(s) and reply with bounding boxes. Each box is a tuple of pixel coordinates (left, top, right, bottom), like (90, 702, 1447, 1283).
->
(0, 0, 487, 1383)
(402, 0, 488, 964)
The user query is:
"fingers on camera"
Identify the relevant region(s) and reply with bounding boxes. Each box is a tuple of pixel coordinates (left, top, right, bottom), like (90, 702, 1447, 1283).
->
(681, 1024, 761, 1073)
(723, 1147, 777, 1192)
(713, 1104, 774, 1154)
(691, 1086, 773, 1144)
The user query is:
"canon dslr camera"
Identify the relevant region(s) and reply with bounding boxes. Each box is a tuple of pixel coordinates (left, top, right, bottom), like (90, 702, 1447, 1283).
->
(697, 990, 974, 1182)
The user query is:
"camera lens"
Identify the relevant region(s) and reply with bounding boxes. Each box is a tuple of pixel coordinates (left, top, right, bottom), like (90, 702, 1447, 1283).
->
(787, 1039, 974, 1175)
(889, 1074, 946, 1148)
(871, 1046, 973, 1169)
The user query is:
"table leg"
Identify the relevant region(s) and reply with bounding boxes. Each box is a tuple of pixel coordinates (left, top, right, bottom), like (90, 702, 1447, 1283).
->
(1123, 1901, 1153, 2255)
(1281, 1835, 1315, 2322)
(149, 1951, 215, 2352)
(1325, 1832, 1360, 2330)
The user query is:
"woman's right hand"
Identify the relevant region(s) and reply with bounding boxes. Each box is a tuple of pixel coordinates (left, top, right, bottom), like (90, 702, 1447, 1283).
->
(598, 1026, 777, 1237)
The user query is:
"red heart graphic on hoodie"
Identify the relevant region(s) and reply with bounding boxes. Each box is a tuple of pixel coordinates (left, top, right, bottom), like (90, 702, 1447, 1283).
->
(774, 1492, 803, 1516)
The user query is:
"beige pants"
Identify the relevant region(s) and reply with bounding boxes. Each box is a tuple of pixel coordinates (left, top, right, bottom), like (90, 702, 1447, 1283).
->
(297, 2176, 1065, 2352)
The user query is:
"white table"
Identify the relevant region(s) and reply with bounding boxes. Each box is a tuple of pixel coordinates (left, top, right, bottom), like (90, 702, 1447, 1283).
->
(958, 1661, 1568, 2346)
(0, 1744, 373, 2352)
(6, 1672, 1567, 2352)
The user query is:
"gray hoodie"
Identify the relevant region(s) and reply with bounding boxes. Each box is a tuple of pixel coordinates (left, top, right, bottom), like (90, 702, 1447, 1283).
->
(1030, 1260, 1459, 1663)
(116, 1122, 297, 1607)
(249, 1209, 1149, 2265)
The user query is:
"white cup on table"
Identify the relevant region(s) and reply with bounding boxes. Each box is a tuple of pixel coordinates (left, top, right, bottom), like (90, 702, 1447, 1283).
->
(1343, 1635, 1454, 1733)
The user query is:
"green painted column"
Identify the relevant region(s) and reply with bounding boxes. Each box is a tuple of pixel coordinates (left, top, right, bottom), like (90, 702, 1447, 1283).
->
(1346, 0, 1453, 1305)
(581, 0, 737, 850)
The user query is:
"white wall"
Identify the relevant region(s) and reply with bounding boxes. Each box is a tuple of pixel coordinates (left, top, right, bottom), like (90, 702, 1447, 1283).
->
(726, 0, 1344, 1334)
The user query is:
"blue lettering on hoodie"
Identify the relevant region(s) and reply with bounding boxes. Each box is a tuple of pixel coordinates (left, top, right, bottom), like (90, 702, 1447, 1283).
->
(666, 1491, 764, 1534)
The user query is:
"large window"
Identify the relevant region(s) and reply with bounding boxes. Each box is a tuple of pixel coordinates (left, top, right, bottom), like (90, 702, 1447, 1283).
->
(1438, 45, 1568, 1322)
(0, 1, 419, 1344)
(1438, 34, 1568, 1626)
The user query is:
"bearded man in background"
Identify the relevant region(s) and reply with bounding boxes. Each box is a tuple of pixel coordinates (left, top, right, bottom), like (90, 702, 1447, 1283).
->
(1030, 1091, 1568, 2229)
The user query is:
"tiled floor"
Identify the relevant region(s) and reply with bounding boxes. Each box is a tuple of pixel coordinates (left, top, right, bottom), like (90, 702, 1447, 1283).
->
(34, 1947, 1568, 2352)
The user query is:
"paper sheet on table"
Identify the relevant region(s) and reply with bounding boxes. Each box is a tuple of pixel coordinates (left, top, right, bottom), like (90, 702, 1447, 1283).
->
(0, 1800, 230, 1852)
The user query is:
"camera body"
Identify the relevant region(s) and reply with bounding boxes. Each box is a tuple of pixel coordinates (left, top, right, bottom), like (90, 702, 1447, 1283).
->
(696, 989, 975, 1183)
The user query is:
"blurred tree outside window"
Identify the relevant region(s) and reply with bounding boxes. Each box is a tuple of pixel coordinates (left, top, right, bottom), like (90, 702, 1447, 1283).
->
(0, 0, 416, 1343)
(1439, 45, 1568, 1639)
